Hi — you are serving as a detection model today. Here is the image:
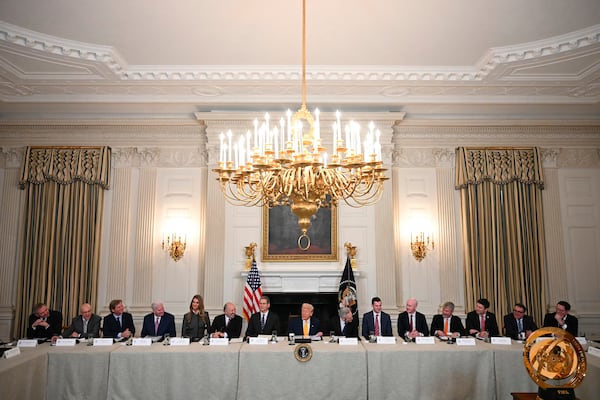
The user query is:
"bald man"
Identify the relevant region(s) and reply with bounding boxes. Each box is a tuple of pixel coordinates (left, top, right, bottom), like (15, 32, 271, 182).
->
(397, 298, 429, 338)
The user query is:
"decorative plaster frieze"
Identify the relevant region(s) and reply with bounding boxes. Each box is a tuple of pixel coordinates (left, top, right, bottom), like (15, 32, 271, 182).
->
(159, 148, 207, 168)
(540, 148, 560, 168)
(557, 148, 600, 168)
(432, 148, 455, 168)
(0, 147, 22, 168)
(111, 147, 135, 168)
(136, 148, 160, 167)
(391, 125, 600, 148)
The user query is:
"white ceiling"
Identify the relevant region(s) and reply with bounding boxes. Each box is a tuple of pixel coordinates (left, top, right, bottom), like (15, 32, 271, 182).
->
(0, 0, 599, 121)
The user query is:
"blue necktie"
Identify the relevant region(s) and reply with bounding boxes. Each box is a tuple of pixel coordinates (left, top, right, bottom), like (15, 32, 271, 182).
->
(260, 314, 265, 331)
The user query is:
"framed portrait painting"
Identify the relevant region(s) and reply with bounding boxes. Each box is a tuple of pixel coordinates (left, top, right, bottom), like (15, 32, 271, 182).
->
(262, 204, 338, 261)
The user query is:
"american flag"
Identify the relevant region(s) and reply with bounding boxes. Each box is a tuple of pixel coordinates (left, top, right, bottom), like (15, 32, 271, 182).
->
(243, 259, 263, 320)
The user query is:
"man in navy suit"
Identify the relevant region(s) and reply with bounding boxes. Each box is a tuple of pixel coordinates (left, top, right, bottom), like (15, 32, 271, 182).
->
(504, 303, 538, 340)
(330, 306, 359, 338)
(397, 298, 429, 339)
(430, 301, 465, 338)
(288, 303, 323, 337)
(102, 299, 136, 340)
(465, 298, 500, 338)
(141, 301, 176, 338)
(245, 295, 281, 338)
(362, 296, 393, 338)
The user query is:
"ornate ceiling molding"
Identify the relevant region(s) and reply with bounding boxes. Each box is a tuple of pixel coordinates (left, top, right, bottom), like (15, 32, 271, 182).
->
(1, 22, 599, 115)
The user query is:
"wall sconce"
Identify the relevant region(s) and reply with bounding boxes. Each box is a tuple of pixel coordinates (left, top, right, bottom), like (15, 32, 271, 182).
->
(410, 232, 434, 262)
(162, 233, 187, 262)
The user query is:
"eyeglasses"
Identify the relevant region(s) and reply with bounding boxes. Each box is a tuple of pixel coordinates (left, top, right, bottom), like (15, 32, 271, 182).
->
(513, 309, 525, 314)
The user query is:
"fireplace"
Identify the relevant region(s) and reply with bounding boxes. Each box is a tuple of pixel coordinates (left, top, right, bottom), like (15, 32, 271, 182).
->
(241, 268, 361, 334)
(264, 292, 339, 335)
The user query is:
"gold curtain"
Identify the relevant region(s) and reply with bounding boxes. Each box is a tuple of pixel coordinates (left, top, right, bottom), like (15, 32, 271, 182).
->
(14, 146, 111, 338)
(455, 147, 546, 330)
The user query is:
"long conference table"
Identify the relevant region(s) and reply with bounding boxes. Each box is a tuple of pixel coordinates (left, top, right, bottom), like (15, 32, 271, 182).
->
(1, 338, 599, 400)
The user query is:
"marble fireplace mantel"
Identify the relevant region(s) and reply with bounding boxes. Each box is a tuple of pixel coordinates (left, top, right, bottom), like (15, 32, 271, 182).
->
(240, 269, 362, 293)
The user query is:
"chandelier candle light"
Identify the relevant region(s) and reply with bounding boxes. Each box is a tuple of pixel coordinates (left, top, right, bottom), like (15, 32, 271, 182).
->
(213, 0, 388, 250)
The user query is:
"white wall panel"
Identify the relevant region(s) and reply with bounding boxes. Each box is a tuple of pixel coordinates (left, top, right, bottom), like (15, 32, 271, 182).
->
(155, 168, 202, 314)
(559, 169, 600, 336)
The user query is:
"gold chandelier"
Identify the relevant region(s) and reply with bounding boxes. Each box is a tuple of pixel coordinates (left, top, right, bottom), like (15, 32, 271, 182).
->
(213, 0, 388, 248)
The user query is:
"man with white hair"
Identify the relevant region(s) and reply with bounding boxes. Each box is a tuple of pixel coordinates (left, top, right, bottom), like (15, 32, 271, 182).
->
(141, 301, 176, 338)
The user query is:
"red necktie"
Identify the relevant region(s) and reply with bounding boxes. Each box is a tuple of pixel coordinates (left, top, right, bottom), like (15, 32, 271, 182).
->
(155, 317, 160, 335)
(375, 314, 380, 336)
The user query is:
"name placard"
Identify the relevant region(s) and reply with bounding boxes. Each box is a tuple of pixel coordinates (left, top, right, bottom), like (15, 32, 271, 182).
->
(93, 338, 114, 346)
(491, 337, 512, 345)
(338, 337, 358, 346)
(415, 336, 435, 344)
(376, 336, 396, 344)
(132, 338, 152, 346)
(248, 337, 268, 345)
(17, 339, 38, 348)
(588, 346, 600, 358)
(169, 337, 190, 346)
(575, 337, 587, 345)
(55, 338, 77, 347)
(210, 337, 229, 346)
(3, 347, 21, 359)
(456, 337, 476, 346)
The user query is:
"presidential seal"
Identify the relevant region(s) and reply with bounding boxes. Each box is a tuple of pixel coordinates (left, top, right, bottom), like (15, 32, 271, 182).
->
(523, 327, 587, 400)
(294, 343, 313, 362)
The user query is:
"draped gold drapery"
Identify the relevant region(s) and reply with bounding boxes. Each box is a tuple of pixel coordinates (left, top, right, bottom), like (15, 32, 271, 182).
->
(14, 146, 111, 338)
(455, 147, 546, 329)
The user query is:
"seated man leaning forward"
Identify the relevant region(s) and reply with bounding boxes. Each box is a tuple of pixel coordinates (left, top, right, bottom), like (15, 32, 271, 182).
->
(288, 303, 323, 337)
(60, 303, 101, 340)
(27, 302, 63, 339)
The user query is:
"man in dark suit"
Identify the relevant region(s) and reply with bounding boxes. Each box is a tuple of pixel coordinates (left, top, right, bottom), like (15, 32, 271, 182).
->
(27, 302, 63, 339)
(362, 296, 393, 338)
(210, 302, 243, 339)
(288, 303, 323, 337)
(504, 303, 538, 340)
(430, 301, 465, 338)
(245, 295, 280, 338)
(330, 306, 359, 338)
(397, 298, 429, 339)
(102, 299, 136, 340)
(465, 298, 500, 338)
(543, 300, 578, 337)
(61, 303, 102, 339)
(141, 301, 177, 338)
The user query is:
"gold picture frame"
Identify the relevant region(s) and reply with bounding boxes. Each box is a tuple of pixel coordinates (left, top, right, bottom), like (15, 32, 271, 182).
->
(262, 204, 338, 262)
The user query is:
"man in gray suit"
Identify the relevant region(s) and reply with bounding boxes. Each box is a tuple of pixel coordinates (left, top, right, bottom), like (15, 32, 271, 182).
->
(61, 303, 102, 339)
